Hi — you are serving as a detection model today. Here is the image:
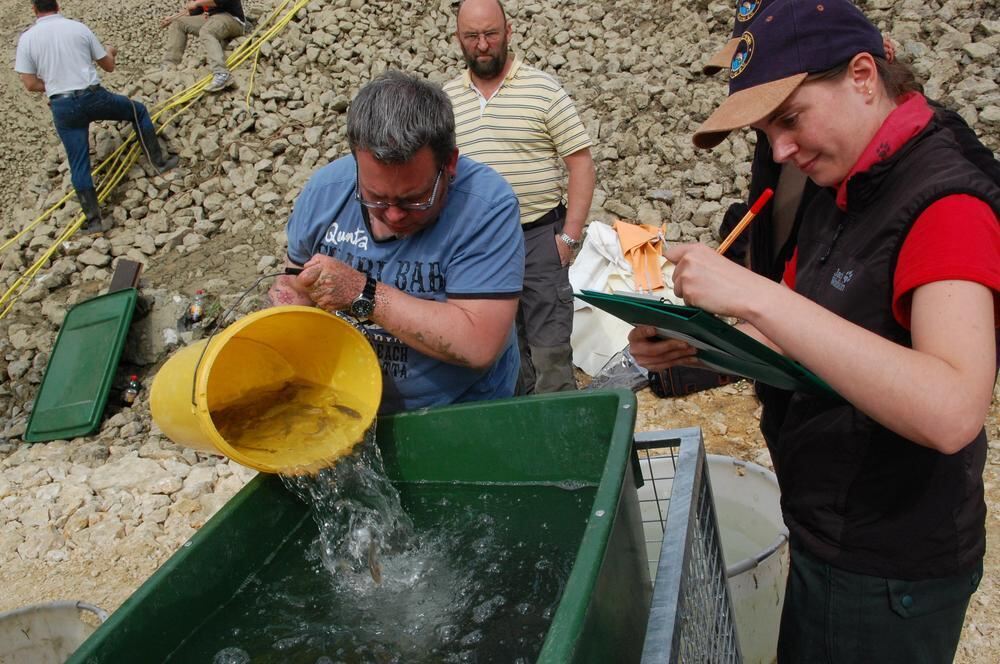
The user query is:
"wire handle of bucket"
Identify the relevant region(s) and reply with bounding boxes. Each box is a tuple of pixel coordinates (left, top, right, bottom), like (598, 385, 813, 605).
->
(188, 267, 372, 406)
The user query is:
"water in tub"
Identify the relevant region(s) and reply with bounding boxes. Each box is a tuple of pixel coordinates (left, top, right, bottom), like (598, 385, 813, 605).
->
(166, 428, 593, 663)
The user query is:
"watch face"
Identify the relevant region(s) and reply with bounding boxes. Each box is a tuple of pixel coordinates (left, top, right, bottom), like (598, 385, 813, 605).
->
(351, 298, 374, 318)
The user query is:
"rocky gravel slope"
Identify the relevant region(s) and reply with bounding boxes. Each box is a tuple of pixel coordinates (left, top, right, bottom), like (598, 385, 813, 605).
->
(0, 0, 997, 660)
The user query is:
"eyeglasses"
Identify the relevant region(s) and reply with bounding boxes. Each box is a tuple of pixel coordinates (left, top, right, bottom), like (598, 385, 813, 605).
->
(460, 30, 503, 46)
(354, 168, 444, 212)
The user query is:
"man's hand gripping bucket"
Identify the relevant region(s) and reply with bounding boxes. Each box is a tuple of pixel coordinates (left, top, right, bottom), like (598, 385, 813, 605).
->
(150, 303, 382, 475)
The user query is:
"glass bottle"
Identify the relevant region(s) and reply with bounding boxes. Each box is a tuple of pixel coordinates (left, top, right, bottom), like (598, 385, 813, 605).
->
(123, 375, 140, 406)
(188, 289, 205, 324)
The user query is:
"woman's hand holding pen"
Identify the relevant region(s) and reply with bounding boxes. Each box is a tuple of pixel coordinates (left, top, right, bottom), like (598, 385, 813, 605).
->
(665, 242, 776, 320)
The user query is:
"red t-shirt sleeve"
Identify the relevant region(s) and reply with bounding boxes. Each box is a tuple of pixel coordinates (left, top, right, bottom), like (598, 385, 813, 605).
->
(782, 248, 797, 290)
(893, 194, 1000, 329)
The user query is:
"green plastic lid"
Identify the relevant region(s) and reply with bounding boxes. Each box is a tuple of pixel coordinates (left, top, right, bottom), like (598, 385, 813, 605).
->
(23, 288, 138, 443)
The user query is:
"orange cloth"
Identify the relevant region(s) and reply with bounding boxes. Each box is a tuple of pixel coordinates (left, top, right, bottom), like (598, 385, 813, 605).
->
(613, 220, 664, 291)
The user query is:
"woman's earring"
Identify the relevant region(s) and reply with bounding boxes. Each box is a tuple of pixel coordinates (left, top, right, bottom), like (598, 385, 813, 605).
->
(867, 88, 873, 96)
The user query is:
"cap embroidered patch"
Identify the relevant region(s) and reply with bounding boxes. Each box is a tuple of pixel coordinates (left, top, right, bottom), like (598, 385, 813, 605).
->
(730, 32, 754, 78)
(737, 1, 762, 22)
(695, 0, 888, 150)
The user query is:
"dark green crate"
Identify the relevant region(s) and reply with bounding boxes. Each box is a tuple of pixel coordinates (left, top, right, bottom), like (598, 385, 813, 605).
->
(68, 390, 650, 663)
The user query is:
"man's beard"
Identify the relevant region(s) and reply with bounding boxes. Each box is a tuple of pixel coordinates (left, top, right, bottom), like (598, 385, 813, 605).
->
(462, 42, 508, 79)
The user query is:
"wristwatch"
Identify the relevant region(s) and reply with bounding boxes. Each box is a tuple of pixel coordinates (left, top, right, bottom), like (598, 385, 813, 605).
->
(350, 275, 377, 319)
(558, 232, 581, 250)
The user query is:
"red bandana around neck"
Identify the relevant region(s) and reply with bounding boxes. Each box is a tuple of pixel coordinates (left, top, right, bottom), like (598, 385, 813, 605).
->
(835, 92, 934, 210)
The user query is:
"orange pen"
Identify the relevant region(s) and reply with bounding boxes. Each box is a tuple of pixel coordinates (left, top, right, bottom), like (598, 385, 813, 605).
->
(717, 188, 774, 256)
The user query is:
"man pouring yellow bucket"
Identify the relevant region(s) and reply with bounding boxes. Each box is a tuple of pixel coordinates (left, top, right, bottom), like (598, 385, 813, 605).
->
(152, 71, 525, 474)
(268, 70, 524, 416)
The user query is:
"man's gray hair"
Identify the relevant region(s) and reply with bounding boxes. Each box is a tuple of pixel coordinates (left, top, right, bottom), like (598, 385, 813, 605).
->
(347, 70, 456, 168)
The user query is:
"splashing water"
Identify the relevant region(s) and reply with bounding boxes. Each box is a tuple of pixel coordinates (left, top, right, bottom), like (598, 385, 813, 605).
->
(192, 481, 589, 662)
(188, 428, 596, 662)
(280, 428, 414, 580)
(211, 647, 249, 664)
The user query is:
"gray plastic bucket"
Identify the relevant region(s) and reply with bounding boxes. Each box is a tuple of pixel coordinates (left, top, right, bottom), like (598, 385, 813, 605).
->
(0, 601, 108, 664)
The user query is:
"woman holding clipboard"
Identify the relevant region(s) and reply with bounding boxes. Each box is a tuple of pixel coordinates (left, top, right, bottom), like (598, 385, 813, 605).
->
(630, 1, 999, 661)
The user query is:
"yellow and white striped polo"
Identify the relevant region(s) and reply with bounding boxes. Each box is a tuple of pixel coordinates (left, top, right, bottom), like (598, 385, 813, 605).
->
(444, 55, 593, 226)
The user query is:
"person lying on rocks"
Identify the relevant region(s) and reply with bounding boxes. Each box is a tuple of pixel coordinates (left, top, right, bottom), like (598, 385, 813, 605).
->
(268, 70, 524, 415)
(14, 0, 179, 235)
(631, 0, 999, 661)
(161, 0, 246, 92)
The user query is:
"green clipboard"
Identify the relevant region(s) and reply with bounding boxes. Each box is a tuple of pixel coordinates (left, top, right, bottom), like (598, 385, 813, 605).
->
(577, 289, 837, 397)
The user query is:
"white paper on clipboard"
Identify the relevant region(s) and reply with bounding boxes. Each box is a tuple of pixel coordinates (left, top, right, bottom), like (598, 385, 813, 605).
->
(656, 329, 762, 381)
(654, 327, 739, 357)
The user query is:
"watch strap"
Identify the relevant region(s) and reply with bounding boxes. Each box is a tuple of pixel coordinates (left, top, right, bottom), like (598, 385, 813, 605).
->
(559, 232, 581, 249)
(350, 275, 377, 319)
(361, 274, 376, 300)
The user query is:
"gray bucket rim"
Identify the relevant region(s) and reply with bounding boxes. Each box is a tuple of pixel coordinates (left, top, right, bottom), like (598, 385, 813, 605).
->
(706, 454, 790, 578)
(0, 600, 109, 624)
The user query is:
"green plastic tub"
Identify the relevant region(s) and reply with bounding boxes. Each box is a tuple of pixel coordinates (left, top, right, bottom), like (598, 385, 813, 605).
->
(68, 390, 650, 663)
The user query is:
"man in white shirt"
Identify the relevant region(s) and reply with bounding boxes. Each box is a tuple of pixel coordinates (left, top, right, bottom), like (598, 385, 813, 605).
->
(15, 0, 178, 234)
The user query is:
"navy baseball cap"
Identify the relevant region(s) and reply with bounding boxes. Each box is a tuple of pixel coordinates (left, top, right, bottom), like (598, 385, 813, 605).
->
(703, 0, 778, 75)
(694, 0, 886, 149)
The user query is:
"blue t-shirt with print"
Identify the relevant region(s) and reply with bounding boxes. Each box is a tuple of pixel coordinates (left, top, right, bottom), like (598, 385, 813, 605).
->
(286, 154, 524, 414)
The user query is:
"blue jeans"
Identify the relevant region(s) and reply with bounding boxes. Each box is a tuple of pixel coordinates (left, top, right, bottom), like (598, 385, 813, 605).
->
(49, 86, 155, 193)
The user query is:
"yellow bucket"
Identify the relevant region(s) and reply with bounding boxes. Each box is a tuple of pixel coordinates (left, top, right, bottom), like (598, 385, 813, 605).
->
(150, 306, 382, 475)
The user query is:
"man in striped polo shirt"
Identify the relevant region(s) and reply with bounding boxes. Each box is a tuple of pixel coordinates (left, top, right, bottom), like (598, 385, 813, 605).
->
(444, 0, 596, 395)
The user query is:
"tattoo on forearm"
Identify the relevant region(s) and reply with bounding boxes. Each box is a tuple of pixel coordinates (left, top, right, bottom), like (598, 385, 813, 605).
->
(268, 277, 311, 307)
(413, 330, 472, 367)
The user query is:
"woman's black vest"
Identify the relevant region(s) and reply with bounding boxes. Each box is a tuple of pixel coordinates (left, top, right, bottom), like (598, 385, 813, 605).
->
(750, 103, 1000, 447)
(762, 120, 1000, 579)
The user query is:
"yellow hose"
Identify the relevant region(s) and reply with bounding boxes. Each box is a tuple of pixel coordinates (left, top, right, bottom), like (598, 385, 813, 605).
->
(0, 0, 310, 319)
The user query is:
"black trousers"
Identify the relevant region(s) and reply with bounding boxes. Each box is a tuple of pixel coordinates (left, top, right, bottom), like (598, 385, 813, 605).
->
(778, 542, 982, 664)
(515, 212, 576, 394)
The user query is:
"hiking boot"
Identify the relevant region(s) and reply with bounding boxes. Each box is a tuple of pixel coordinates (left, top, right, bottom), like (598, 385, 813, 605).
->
(205, 71, 233, 92)
(77, 188, 106, 235)
(80, 218, 104, 235)
(139, 127, 179, 174)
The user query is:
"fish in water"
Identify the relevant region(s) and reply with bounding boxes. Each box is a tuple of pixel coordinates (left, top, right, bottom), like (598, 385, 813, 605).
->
(332, 403, 362, 420)
(367, 540, 383, 584)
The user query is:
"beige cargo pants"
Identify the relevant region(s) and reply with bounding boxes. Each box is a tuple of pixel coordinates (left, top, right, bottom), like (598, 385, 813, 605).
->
(164, 14, 244, 76)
